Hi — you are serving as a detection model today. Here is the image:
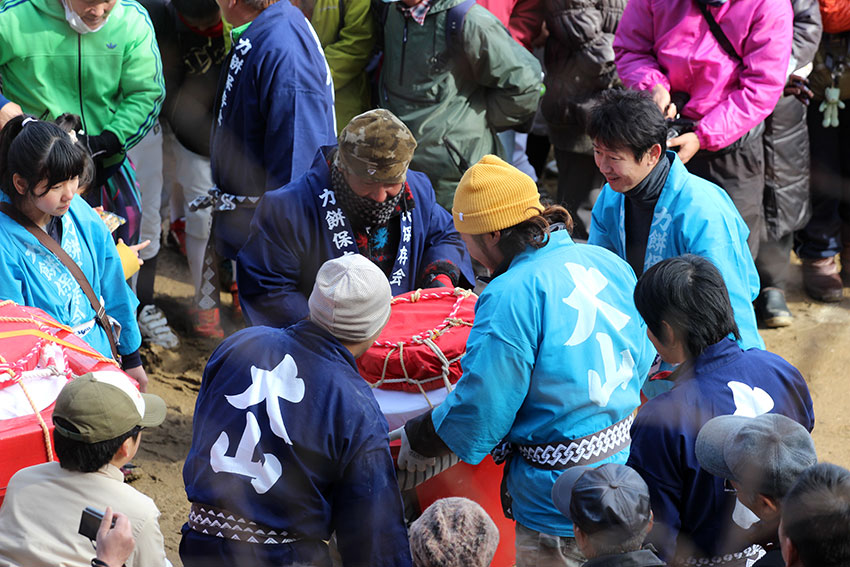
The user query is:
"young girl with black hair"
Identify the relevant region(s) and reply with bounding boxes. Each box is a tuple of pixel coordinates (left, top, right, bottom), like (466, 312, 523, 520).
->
(0, 115, 148, 390)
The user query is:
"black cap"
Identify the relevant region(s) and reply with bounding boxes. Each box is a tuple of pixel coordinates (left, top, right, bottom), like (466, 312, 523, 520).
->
(552, 463, 651, 540)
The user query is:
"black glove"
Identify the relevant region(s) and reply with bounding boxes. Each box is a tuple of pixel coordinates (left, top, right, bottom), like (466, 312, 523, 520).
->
(79, 130, 122, 160)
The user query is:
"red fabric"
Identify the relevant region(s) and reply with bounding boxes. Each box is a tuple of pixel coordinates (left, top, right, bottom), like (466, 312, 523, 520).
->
(358, 289, 477, 392)
(475, 0, 543, 50)
(820, 0, 850, 33)
(0, 302, 128, 505)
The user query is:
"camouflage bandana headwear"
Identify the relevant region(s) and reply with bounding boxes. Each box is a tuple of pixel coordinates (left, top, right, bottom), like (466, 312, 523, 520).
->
(336, 109, 417, 184)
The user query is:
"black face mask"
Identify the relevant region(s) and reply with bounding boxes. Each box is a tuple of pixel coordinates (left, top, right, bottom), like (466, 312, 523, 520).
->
(331, 165, 403, 228)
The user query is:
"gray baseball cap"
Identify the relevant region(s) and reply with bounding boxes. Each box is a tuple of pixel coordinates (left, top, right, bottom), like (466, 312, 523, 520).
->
(695, 413, 817, 498)
(552, 463, 651, 540)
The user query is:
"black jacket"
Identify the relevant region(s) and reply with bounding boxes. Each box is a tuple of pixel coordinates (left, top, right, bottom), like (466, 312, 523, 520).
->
(138, 0, 227, 156)
(541, 0, 625, 152)
(763, 0, 822, 238)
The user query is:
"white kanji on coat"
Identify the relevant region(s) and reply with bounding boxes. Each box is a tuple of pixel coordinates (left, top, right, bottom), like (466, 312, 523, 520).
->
(333, 231, 353, 249)
(402, 225, 412, 243)
(398, 246, 408, 266)
(562, 263, 631, 346)
(390, 268, 405, 286)
(235, 37, 252, 56)
(587, 333, 636, 407)
(210, 412, 282, 495)
(319, 188, 336, 207)
(325, 208, 345, 230)
(225, 354, 306, 444)
(728, 381, 775, 417)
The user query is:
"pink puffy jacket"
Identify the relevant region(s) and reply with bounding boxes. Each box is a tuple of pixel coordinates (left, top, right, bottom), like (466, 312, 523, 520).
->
(613, 0, 793, 151)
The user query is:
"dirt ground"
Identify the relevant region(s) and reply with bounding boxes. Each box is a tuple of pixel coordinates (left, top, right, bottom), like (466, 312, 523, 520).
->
(132, 245, 850, 566)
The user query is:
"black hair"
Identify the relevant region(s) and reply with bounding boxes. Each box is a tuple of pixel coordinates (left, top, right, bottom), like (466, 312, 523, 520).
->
(584, 524, 651, 557)
(53, 419, 142, 473)
(587, 89, 668, 161)
(0, 114, 91, 205)
(782, 463, 850, 567)
(633, 254, 739, 359)
(495, 204, 574, 261)
(171, 0, 220, 22)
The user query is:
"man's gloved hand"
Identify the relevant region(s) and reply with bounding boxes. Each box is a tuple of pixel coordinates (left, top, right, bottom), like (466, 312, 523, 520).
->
(389, 426, 436, 472)
(424, 274, 453, 288)
(79, 130, 122, 160)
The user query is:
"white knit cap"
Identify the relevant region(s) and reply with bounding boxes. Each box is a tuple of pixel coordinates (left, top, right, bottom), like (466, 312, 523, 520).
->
(308, 255, 392, 343)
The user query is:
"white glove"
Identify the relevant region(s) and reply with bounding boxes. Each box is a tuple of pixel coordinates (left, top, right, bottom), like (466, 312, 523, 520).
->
(389, 426, 436, 472)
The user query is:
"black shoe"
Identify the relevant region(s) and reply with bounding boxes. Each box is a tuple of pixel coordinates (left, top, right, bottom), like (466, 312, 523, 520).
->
(755, 288, 793, 328)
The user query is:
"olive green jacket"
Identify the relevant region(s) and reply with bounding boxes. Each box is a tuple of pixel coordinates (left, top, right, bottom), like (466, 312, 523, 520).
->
(309, 0, 375, 129)
(379, 0, 542, 208)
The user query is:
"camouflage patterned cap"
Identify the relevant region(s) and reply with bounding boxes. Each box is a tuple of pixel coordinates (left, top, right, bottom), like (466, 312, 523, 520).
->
(336, 109, 417, 184)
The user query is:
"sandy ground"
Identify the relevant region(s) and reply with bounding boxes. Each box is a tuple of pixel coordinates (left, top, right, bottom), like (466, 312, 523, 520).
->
(131, 244, 850, 566)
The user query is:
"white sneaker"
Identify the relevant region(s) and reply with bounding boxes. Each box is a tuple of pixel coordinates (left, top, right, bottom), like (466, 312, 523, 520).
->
(138, 304, 179, 349)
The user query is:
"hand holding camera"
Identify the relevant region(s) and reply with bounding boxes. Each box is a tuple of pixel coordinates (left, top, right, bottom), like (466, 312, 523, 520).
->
(79, 506, 135, 567)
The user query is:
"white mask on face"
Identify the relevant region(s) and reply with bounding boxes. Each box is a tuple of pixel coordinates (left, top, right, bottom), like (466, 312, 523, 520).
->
(61, 0, 109, 34)
(732, 498, 760, 529)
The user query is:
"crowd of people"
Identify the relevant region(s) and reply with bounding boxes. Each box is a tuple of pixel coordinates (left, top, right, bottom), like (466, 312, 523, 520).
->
(1, 0, 850, 565)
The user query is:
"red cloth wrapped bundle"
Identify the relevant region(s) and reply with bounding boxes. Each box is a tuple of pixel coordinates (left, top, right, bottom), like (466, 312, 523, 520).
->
(358, 288, 477, 393)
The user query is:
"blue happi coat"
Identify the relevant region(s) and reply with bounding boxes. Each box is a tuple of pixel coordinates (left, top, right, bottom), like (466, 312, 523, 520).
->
(0, 195, 140, 358)
(431, 230, 656, 536)
(210, 0, 337, 259)
(182, 321, 412, 567)
(627, 339, 814, 561)
(589, 152, 764, 350)
(237, 146, 474, 328)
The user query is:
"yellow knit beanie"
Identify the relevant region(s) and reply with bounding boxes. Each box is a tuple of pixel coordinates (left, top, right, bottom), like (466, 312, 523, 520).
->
(452, 155, 543, 234)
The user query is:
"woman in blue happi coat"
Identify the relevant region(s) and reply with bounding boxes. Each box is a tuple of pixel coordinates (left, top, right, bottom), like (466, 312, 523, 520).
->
(0, 116, 147, 389)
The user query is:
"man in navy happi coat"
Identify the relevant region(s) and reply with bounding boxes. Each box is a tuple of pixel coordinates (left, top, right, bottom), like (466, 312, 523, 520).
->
(237, 109, 474, 328)
(181, 255, 412, 567)
(628, 255, 814, 566)
(208, 0, 336, 261)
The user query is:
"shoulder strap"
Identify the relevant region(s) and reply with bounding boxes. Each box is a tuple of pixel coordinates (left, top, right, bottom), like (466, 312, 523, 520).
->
(696, 1, 742, 63)
(0, 202, 120, 361)
(445, 0, 476, 52)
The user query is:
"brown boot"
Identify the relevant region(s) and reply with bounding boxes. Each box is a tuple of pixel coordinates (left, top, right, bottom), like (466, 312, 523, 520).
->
(802, 257, 843, 302)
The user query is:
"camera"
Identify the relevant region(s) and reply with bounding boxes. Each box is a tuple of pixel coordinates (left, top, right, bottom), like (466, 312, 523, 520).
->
(666, 117, 697, 141)
(78, 506, 115, 541)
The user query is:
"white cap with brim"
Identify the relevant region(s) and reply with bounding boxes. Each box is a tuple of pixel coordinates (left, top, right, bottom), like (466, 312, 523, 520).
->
(309, 255, 393, 343)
